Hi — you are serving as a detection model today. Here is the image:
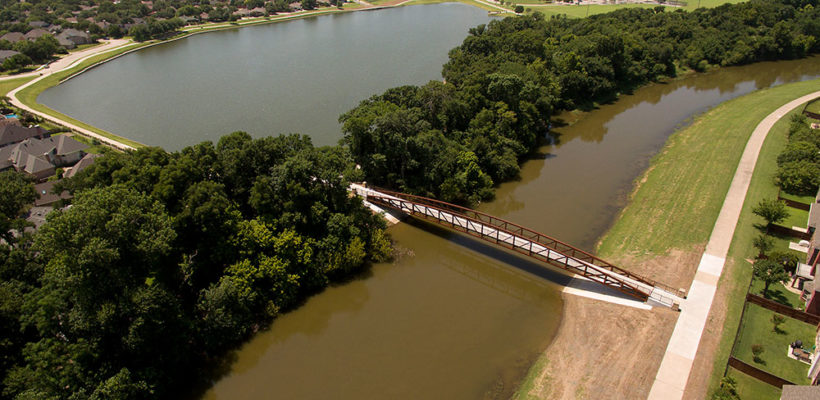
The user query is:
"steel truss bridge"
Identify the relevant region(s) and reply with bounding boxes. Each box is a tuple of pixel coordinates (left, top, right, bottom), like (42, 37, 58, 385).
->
(351, 184, 686, 309)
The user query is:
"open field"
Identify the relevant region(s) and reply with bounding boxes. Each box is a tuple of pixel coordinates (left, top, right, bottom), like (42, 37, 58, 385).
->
(515, 0, 745, 17)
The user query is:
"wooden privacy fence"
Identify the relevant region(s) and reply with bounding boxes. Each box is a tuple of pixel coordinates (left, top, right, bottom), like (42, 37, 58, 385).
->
(728, 357, 796, 388)
(746, 293, 820, 325)
(768, 224, 811, 240)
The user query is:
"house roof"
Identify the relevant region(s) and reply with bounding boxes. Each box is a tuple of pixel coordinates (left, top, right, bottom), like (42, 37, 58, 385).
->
(24, 153, 53, 175)
(64, 153, 99, 178)
(0, 50, 21, 62)
(0, 124, 47, 147)
(6, 136, 87, 175)
(53, 135, 87, 155)
(60, 29, 90, 39)
(781, 385, 820, 400)
(24, 28, 49, 40)
(33, 180, 71, 206)
(0, 32, 24, 42)
(28, 21, 49, 28)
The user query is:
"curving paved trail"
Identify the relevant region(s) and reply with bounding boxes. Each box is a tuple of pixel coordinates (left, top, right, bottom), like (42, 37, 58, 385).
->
(647, 90, 820, 400)
(6, 39, 140, 151)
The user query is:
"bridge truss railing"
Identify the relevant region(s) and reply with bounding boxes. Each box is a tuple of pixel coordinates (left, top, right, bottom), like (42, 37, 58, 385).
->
(363, 187, 685, 303)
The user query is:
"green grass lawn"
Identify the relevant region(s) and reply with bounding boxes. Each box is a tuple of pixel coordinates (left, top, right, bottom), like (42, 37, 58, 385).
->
(726, 367, 782, 400)
(0, 76, 35, 97)
(733, 303, 814, 384)
(14, 43, 147, 149)
(780, 206, 809, 230)
(598, 80, 820, 260)
(780, 191, 815, 206)
(805, 98, 820, 115)
(750, 279, 803, 310)
(516, 0, 744, 17)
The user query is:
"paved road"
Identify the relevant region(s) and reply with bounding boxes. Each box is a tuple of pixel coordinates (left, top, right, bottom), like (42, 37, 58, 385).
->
(5, 39, 139, 151)
(647, 90, 820, 400)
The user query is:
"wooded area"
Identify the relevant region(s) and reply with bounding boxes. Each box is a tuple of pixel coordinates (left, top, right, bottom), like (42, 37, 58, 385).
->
(2, 0, 820, 398)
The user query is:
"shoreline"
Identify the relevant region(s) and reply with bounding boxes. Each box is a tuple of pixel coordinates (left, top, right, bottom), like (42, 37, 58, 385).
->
(515, 78, 820, 399)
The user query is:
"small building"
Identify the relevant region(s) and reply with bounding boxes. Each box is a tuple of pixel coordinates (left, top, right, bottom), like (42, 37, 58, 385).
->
(0, 32, 25, 43)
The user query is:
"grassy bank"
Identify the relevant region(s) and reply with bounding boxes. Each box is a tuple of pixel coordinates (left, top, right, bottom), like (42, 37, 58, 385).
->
(14, 43, 148, 149)
(0, 76, 35, 97)
(591, 78, 820, 398)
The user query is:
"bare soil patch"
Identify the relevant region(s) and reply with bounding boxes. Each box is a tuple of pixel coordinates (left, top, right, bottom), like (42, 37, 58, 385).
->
(525, 295, 677, 399)
(609, 246, 704, 292)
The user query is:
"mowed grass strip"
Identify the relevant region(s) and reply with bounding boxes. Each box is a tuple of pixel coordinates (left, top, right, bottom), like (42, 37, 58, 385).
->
(597, 79, 820, 259)
(15, 44, 147, 149)
(0, 76, 35, 97)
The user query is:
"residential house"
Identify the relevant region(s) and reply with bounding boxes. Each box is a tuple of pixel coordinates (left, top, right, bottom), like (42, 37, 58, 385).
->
(803, 189, 820, 314)
(0, 32, 24, 43)
(28, 21, 50, 29)
(63, 152, 99, 178)
(249, 7, 266, 16)
(33, 180, 71, 207)
(781, 384, 820, 398)
(24, 28, 50, 41)
(0, 135, 88, 181)
(57, 29, 91, 49)
(0, 124, 48, 147)
(0, 50, 21, 63)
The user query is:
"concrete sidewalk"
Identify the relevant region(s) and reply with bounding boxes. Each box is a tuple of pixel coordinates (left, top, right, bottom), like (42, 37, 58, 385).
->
(647, 91, 820, 399)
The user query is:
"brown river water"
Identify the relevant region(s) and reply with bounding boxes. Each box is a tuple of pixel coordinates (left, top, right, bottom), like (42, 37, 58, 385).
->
(202, 56, 820, 399)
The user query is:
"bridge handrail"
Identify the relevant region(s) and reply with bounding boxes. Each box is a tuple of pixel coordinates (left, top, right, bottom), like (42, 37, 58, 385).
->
(368, 187, 683, 298)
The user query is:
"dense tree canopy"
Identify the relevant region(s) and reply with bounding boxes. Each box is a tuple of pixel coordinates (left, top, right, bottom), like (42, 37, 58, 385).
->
(778, 114, 820, 194)
(343, 0, 820, 204)
(0, 134, 390, 398)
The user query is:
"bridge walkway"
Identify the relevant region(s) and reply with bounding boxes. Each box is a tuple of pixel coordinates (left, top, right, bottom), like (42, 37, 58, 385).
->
(351, 184, 685, 309)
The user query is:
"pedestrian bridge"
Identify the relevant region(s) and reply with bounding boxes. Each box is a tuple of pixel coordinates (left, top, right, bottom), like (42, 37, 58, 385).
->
(351, 184, 686, 309)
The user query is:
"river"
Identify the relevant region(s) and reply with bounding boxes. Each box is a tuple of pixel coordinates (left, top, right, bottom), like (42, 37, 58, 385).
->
(36, 5, 820, 398)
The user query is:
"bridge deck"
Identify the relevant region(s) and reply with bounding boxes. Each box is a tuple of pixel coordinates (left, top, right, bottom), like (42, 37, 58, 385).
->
(352, 184, 684, 308)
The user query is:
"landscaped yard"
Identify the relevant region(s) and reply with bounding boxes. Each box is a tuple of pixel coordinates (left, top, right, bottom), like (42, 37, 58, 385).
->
(780, 191, 815, 206)
(780, 206, 809, 230)
(733, 303, 814, 385)
(751, 279, 803, 310)
(726, 367, 782, 400)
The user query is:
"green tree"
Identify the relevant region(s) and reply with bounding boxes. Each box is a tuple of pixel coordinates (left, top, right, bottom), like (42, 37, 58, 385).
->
(0, 170, 35, 244)
(1, 52, 31, 71)
(752, 199, 789, 230)
(752, 234, 774, 258)
(711, 376, 740, 400)
(778, 160, 820, 195)
(753, 259, 789, 298)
